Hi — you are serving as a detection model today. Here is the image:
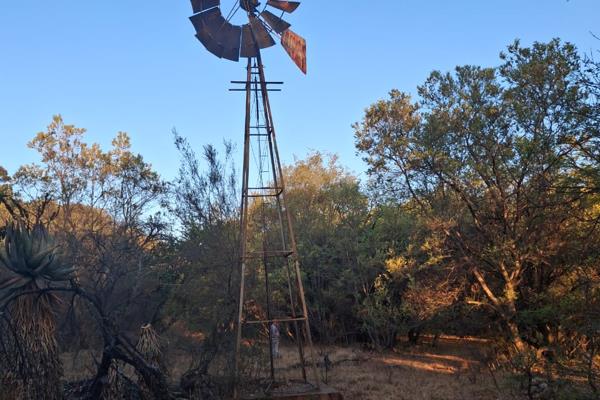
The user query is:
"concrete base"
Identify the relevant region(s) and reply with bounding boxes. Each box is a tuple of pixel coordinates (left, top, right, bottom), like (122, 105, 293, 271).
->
(242, 385, 343, 400)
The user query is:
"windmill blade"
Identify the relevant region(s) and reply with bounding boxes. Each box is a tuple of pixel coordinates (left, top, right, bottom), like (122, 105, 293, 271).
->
(240, 17, 276, 58)
(240, 0, 260, 12)
(195, 32, 224, 59)
(267, 0, 300, 13)
(281, 29, 306, 74)
(259, 10, 291, 34)
(190, 0, 220, 14)
(217, 22, 242, 61)
(190, 7, 242, 61)
(250, 16, 276, 49)
(240, 24, 258, 58)
(190, 8, 225, 58)
(189, 8, 224, 41)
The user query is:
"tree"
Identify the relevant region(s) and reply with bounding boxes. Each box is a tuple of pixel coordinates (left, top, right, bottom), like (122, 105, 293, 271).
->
(278, 153, 446, 348)
(355, 39, 600, 352)
(0, 167, 28, 224)
(164, 132, 241, 393)
(4, 116, 171, 397)
(281, 153, 371, 343)
(0, 223, 73, 399)
(13, 116, 168, 335)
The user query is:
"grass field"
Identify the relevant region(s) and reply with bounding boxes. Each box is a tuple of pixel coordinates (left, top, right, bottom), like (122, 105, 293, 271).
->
(62, 337, 529, 399)
(316, 338, 519, 400)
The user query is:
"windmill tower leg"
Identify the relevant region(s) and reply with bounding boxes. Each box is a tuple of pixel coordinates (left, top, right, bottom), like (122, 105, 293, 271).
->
(253, 53, 321, 388)
(233, 54, 321, 397)
(233, 57, 253, 399)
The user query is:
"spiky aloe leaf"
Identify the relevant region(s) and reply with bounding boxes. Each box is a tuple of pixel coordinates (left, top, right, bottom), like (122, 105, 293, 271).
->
(45, 264, 74, 281)
(0, 223, 73, 295)
(0, 249, 11, 271)
(0, 275, 29, 305)
(0, 276, 28, 290)
(29, 224, 42, 256)
(4, 225, 31, 273)
(28, 246, 58, 272)
(22, 226, 33, 259)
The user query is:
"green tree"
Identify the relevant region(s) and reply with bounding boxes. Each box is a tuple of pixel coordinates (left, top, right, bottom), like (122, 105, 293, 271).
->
(14, 116, 167, 331)
(282, 153, 370, 343)
(163, 133, 240, 387)
(355, 39, 600, 352)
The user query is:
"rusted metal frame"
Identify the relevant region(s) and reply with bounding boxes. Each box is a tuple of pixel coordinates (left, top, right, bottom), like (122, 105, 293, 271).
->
(229, 80, 282, 93)
(234, 57, 254, 398)
(260, 9, 291, 34)
(244, 250, 293, 258)
(245, 316, 307, 325)
(267, 0, 301, 14)
(261, 216, 276, 382)
(247, 193, 282, 198)
(249, 58, 279, 386)
(291, 258, 320, 387)
(260, 72, 308, 381)
(284, 258, 307, 382)
(248, 186, 284, 190)
(231, 80, 284, 85)
(247, 187, 285, 197)
(255, 48, 321, 388)
(248, 58, 277, 383)
(230, 88, 281, 92)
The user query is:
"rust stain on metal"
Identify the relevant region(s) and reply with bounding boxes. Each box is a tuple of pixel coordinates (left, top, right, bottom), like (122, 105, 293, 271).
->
(281, 30, 307, 74)
(267, 0, 301, 13)
(191, 0, 220, 14)
(260, 10, 292, 34)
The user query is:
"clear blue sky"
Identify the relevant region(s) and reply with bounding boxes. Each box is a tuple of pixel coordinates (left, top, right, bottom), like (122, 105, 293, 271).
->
(1, 1, 599, 181)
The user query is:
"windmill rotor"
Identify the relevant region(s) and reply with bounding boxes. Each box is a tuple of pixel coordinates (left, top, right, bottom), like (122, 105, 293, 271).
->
(189, 0, 306, 73)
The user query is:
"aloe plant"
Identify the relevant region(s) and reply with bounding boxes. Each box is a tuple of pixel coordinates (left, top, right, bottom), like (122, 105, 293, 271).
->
(0, 223, 72, 300)
(0, 222, 73, 400)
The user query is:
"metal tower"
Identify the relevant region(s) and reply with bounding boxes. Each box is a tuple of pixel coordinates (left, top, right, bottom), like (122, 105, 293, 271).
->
(232, 53, 319, 392)
(187, 0, 321, 396)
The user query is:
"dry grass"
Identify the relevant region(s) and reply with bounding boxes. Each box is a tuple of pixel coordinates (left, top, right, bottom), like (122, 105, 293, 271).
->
(62, 337, 527, 399)
(289, 337, 524, 400)
(324, 351, 504, 399)
(221, 336, 525, 399)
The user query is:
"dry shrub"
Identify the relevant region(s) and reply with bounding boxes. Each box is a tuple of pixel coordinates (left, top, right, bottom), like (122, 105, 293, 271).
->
(136, 324, 166, 399)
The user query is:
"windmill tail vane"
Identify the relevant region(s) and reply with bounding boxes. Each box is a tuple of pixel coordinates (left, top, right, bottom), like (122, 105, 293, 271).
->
(189, 0, 307, 73)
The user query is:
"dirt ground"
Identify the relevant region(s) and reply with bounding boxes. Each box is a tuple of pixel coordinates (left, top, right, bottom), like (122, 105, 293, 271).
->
(62, 337, 527, 399)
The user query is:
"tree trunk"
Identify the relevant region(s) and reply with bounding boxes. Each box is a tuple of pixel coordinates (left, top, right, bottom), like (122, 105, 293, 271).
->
(473, 268, 526, 351)
(8, 295, 63, 400)
(506, 319, 527, 351)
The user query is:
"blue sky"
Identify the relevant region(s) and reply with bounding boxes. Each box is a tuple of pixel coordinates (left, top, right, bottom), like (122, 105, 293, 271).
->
(1, 1, 599, 181)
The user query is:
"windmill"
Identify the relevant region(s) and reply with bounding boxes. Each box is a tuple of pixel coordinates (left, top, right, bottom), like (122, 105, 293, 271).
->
(188, 1, 331, 398)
